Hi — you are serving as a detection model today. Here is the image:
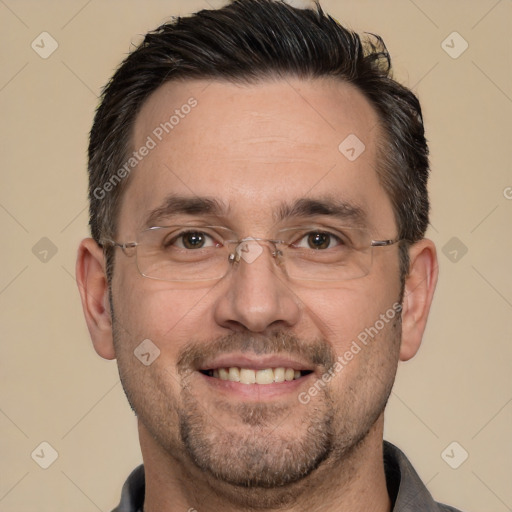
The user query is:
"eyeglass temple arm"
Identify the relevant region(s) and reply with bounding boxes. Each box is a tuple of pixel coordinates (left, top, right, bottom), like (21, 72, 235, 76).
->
(99, 239, 138, 251)
(371, 239, 401, 247)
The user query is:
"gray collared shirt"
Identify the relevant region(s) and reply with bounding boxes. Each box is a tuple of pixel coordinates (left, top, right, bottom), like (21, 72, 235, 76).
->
(112, 441, 463, 512)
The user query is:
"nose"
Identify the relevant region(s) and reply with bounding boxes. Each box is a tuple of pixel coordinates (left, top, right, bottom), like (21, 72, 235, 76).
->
(213, 240, 301, 333)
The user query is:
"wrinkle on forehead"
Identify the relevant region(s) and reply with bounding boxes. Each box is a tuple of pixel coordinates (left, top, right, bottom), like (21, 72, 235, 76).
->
(119, 77, 396, 239)
(132, 77, 379, 152)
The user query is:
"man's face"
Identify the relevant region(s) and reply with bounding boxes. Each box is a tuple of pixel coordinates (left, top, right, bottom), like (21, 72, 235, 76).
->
(111, 77, 403, 488)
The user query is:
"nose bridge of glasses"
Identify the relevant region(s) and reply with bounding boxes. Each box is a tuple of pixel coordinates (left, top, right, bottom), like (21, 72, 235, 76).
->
(228, 237, 284, 265)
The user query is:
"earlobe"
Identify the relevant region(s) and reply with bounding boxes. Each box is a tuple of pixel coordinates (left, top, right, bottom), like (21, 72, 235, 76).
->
(399, 239, 439, 362)
(76, 238, 116, 360)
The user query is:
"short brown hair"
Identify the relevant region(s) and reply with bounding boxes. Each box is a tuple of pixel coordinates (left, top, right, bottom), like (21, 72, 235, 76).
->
(88, 0, 429, 283)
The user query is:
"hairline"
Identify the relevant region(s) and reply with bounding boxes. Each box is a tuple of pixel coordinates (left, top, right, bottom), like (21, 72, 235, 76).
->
(111, 74, 400, 235)
(104, 73, 410, 284)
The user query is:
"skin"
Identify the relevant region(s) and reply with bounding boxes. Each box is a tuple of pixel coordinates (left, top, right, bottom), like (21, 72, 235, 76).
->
(76, 77, 438, 512)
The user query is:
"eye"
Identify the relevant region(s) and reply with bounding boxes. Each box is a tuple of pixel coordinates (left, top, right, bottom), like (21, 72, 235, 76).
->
(294, 231, 342, 250)
(169, 230, 218, 250)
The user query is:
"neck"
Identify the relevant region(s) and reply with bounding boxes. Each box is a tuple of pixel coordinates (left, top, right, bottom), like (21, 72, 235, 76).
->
(140, 414, 391, 512)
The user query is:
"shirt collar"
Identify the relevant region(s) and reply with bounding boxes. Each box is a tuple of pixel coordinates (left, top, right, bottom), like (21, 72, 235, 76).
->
(112, 441, 457, 512)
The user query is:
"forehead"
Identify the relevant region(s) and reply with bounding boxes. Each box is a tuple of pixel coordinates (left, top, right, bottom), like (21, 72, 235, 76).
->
(119, 77, 395, 235)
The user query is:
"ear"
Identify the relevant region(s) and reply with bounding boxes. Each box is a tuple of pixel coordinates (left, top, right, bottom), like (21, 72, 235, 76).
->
(399, 238, 438, 361)
(76, 238, 116, 360)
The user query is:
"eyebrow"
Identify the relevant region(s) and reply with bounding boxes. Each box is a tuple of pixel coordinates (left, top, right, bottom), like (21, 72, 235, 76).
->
(276, 197, 367, 227)
(143, 194, 367, 228)
(143, 195, 228, 228)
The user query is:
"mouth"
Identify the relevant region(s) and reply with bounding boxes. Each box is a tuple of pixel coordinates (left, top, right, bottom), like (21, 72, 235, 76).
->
(199, 367, 314, 384)
(196, 354, 315, 387)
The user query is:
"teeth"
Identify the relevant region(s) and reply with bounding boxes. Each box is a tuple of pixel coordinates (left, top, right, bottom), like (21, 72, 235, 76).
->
(239, 368, 256, 384)
(255, 368, 274, 384)
(228, 367, 240, 382)
(209, 367, 305, 384)
(274, 367, 285, 383)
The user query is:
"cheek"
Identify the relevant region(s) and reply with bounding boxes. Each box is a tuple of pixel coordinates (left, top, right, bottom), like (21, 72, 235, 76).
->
(324, 304, 402, 403)
(296, 277, 400, 352)
(111, 273, 216, 356)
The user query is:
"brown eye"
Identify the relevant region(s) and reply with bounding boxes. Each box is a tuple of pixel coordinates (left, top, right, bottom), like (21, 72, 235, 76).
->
(307, 232, 335, 249)
(307, 232, 333, 250)
(180, 232, 207, 249)
(161, 228, 221, 251)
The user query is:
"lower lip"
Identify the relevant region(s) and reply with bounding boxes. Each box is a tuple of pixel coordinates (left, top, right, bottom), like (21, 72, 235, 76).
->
(198, 372, 314, 400)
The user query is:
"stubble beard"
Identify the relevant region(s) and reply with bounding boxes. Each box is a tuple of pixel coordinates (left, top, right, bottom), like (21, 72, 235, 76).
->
(112, 312, 401, 507)
(178, 383, 336, 490)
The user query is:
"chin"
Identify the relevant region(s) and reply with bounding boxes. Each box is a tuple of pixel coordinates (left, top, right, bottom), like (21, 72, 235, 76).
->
(177, 391, 335, 489)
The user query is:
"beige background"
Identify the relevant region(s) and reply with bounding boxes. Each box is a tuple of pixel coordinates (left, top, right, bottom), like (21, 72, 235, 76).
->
(1, 1, 511, 511)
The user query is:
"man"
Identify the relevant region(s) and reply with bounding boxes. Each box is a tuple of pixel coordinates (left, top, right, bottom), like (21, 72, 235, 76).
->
(76, 1, 461, 510)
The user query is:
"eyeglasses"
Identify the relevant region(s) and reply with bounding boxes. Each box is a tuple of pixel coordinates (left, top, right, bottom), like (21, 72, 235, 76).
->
(100, 225, 401, 283)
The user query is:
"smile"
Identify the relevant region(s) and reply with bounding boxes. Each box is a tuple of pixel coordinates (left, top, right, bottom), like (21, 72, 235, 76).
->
(200, 367, 313, 384)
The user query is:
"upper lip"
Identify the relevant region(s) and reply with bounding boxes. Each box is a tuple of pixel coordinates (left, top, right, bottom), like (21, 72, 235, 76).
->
(197, 353, 315, 372)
